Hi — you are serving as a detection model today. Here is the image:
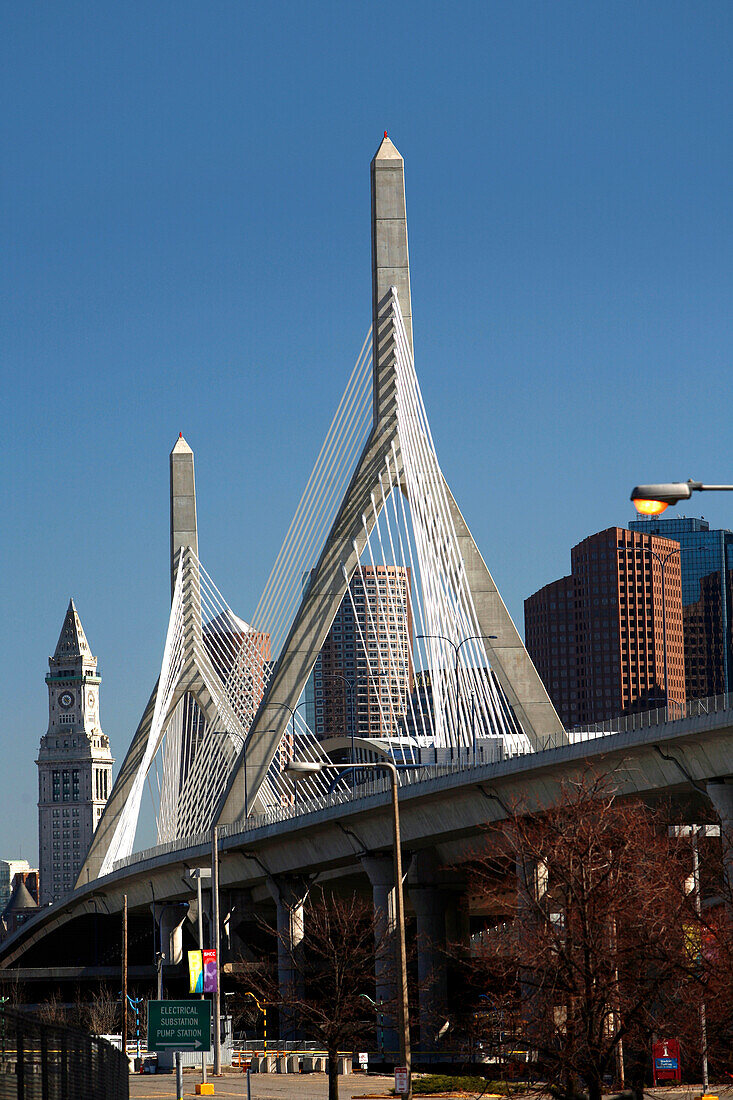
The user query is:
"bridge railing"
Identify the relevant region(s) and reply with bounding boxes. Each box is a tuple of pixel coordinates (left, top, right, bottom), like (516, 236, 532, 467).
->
(567, 690, 733, 737)
(111, 691, 733, 874)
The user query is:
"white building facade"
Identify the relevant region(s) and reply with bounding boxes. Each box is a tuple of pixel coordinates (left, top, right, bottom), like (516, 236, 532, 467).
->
(37, 601, 114, 904)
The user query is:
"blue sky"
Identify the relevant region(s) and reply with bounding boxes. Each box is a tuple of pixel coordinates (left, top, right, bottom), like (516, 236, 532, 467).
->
(2, 2, 733, 858)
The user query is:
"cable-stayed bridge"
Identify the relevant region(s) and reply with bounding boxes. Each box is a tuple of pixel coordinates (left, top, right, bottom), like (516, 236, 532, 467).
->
(3, 138, 732, 1052)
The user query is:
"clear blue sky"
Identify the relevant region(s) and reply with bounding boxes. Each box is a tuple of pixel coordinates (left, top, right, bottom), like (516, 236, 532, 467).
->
(2, 2, 733, 858)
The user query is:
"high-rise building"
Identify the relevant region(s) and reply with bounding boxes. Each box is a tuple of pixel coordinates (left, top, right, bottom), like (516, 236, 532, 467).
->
(524, 527, 685, 727)
(37, 601, 114, 904)
(629, 516, 733, 699)
(307, 566, 413, 741)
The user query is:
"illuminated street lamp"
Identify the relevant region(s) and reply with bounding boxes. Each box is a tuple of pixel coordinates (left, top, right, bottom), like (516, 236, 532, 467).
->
(631, 480, 733, 515)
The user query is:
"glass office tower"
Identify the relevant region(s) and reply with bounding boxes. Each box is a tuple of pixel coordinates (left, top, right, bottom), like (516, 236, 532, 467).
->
(629, 517, 733, 698)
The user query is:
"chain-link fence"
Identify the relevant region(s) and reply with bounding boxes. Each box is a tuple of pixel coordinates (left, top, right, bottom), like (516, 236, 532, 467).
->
(0, 1007, 128, 1100)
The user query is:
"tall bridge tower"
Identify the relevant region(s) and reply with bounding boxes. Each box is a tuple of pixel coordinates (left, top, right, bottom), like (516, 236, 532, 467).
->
(37, 601, 114, 904)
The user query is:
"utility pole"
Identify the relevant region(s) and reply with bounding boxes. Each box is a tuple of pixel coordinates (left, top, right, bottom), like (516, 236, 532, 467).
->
(121, 894, 128, 1058)
(212, 825, 222, 1075)
(195, 870, 207, 1085)
(669, 823, 720, 1093)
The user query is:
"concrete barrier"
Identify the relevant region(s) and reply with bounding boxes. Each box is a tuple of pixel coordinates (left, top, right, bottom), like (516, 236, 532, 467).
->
(338, 1055, 352, 1074)
(276, 1055, 288, 1074)
(286, 1055, 300, 1073)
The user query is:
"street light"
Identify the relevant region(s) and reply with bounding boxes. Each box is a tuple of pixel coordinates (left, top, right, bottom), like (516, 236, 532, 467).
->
(284, 758, 412, 1100)
(631, 480, 733, 515)
(616, 544, 687, 720)
(213, 730, 249, 818)
(416, 634, 497, 750)
(324, 672, 356, 766)
(360, 993, 385, 1062)
(266, 700, 311, 754)
(669, 824, 721, 1093)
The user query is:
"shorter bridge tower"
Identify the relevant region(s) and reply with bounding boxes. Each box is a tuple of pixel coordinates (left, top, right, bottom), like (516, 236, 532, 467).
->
(37, 601, 114, 904)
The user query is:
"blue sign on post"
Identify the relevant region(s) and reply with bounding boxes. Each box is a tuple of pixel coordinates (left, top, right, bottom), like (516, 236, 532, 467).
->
(655, 1057, 678, 1070)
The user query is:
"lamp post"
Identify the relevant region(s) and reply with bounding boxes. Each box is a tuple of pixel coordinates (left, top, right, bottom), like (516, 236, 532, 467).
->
(616, 544, 686, 720)
(360, 993, 385, 1062)
(189, 867, 212, 1085)
(324, 672, 356, 765)
(631, 480, 733, 515)
(267, 700, 310, 739)
(284, 758, 411, 1100)
(669, 824, 720, 1093)
(212, 825, 222, 1076)
(416, 634, 496, 749)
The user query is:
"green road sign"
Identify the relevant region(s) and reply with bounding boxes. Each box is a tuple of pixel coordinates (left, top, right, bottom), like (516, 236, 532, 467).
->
(147, 999, 211, 1052)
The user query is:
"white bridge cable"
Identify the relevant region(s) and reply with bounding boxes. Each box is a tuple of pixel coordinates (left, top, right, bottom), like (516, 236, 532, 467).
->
(107, 299, 539, 870)
(100, 556, 187, 874)
(257, 383, 373, 658)
(389, 294, 527, 754)
(403, 365, 520, 750)
(250, 332, 373, 656)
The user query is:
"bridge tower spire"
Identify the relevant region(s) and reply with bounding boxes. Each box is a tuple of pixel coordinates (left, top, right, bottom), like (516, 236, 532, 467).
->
(170, 433, 198, 601)
(371, 133, 412, 424)
(216, 135, 565, 827)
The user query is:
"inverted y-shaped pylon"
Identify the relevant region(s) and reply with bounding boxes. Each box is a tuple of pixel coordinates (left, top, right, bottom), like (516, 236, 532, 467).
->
(79, 135, 566, 884)
(216, 136, 565, 827)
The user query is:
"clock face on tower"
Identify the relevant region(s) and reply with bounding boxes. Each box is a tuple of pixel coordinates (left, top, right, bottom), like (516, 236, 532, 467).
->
(87, 691, 95, 709)
(59, 691, 74, 710)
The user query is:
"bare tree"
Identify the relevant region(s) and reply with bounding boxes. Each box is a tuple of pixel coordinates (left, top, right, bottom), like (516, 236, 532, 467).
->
(238, 888, 386, 1100)
(36, 991, 70, 1027)
(82, 986, 120, 1035)
(457, 772, 711, 1100)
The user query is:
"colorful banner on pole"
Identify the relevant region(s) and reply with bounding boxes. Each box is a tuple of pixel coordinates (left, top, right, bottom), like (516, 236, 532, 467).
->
(203, 948, 217, 992)
(188, 950, 203, 993)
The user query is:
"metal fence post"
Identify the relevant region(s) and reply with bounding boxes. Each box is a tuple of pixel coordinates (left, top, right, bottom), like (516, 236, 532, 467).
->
(60, 1028, 68, 1100)
(40, 1025, 49, 1100)
(16, 1026, 24, 1100)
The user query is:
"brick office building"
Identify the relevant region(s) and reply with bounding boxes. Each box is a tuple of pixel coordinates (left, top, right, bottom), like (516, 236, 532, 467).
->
(524, 527, 685, 727)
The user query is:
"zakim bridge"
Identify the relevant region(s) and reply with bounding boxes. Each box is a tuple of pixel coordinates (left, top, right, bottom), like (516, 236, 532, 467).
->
(3, 137, 733, 1057)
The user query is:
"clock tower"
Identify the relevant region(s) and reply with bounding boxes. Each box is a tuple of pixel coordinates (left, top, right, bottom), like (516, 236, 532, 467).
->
(37, 600, 114, 904)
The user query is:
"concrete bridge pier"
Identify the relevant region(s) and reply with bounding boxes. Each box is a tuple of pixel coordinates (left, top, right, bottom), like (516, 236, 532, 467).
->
(408, 850, 452, 1054)
(516, 855, 548, 1036)
(223, 890, 256, 963)
(268, 876, 308, 1042)
(707, 779, 733, 902)
(152, 902, 189, 972)
(362, 854, 400, 1058)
